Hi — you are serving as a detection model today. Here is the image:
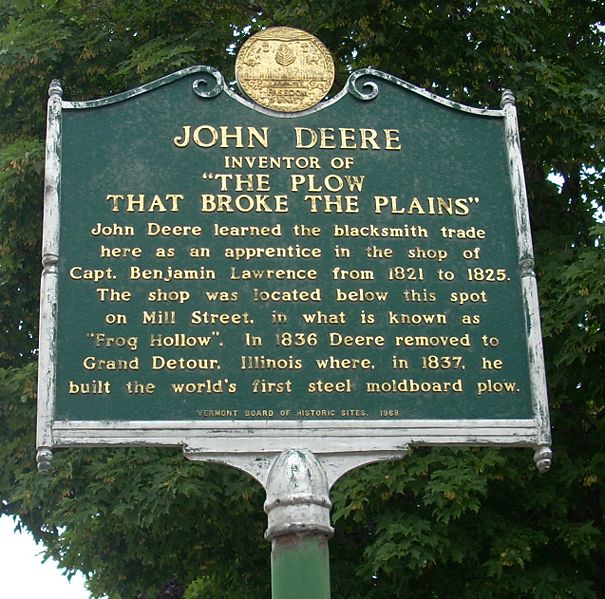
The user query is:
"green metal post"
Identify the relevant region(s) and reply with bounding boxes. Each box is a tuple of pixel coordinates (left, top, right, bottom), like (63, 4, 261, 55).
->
(265, 450, 333, 599)
(271, 533, 330, 599)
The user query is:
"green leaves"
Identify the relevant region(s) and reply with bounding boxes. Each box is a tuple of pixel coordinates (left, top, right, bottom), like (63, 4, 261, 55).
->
(0, 139, 44, 366)
(116, 38, 199, 78)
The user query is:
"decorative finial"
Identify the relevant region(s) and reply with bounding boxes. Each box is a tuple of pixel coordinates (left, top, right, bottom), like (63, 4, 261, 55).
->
(48, 79, 63, 98)
(534, 446, 552, 473)
(500, 89, 515, 108)
(37, 448, 53, 474)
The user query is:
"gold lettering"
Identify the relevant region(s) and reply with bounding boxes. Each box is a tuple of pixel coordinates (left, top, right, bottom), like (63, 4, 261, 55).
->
(91, 223, 135, 236)
(152, 356, 220, 370)
(175, 125, 269, 148)
(193, 125, 219, 147)
(173, 125, 190, 147)
(200, 193, 288, 213)
(105, 193, 184, 212)
(293, 127, 401, 150)
(367, 379, 464, 393)
(99, 245, 142, 258)
(384, 128, 401, 150)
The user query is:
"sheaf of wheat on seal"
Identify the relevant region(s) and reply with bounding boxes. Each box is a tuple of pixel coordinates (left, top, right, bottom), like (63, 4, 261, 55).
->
(235, 27, 335, 113)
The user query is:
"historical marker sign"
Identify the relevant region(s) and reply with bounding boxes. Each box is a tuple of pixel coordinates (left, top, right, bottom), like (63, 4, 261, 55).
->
(37, 45, 551, 476)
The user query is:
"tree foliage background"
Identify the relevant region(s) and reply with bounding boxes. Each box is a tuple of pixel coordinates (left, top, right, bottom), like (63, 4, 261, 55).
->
(1, 1, 603, 597)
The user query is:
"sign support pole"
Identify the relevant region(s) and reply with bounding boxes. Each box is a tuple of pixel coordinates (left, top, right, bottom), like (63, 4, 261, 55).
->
(265, 449, 333, 599)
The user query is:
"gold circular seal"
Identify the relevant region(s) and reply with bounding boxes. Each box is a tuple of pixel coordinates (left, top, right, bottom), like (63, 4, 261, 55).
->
(235, 27, 335, 113)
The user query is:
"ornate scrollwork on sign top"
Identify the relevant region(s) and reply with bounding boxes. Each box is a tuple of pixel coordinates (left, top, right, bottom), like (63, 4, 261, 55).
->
(192, 66, 224, 99)
(347, 69, 381, 101)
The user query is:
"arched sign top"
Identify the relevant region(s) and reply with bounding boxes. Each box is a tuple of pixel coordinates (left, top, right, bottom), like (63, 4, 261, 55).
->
(62, 65, 505, 119)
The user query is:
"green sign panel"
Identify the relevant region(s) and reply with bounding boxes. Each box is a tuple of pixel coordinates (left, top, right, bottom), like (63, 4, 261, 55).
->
(37, 67, 551, 470)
